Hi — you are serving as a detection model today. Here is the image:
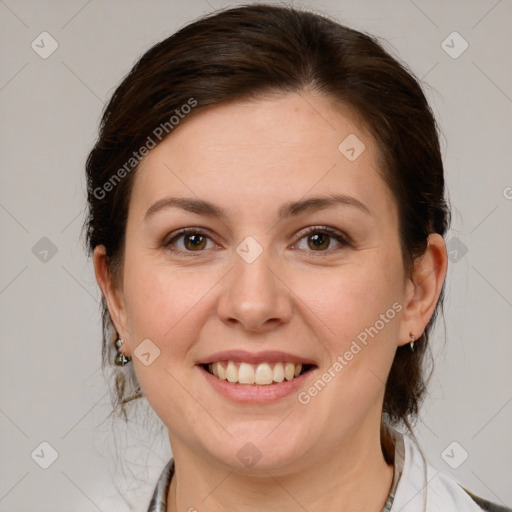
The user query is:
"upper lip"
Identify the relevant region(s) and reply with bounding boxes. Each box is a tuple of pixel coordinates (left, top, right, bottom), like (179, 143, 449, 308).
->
(196, 350, 317, 366)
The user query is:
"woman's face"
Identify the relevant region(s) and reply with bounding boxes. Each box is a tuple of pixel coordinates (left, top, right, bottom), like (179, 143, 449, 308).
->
(101, 91, 418, 473)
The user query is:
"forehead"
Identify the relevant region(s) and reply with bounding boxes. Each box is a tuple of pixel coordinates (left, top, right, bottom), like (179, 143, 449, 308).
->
(131, 91, 396, 223)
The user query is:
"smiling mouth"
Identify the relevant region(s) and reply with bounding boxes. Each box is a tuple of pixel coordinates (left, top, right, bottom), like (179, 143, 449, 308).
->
(202, 361, 315, 385)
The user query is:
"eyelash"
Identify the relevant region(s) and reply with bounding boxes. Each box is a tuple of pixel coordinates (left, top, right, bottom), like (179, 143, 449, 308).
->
(162, 226, 351, 257)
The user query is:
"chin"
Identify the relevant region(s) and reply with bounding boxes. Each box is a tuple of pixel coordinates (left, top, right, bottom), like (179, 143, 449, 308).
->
(197, 424, 312, 475)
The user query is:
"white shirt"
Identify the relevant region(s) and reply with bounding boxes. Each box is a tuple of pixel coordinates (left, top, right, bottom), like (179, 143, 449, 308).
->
(147, 425, 511, 511)
(385, 425, 509, 511)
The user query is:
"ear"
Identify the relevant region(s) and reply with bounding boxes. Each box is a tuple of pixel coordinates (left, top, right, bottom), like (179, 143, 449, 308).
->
(93, 245, 132, 353)
(398, 234, 448, 347)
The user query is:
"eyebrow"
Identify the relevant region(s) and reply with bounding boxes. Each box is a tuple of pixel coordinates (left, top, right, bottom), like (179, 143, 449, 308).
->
(144, 193, 372, 221)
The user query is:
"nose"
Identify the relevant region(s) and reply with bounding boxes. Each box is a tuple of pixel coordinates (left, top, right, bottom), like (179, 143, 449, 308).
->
(216, 247, 293, 333)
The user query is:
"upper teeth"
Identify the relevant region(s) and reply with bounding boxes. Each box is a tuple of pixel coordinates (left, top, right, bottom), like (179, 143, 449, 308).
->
(208, 361, 303, 385)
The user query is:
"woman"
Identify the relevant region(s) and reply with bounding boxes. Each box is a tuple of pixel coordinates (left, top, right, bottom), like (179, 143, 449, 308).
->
(84, 4, 511, 511)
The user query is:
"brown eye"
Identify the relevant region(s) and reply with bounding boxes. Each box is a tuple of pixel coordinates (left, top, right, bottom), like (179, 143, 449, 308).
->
(164, 229, 215, 254)
(306, 232, 330, 251)
(295, 227, 349, 253)
(182, 233, 207, 251)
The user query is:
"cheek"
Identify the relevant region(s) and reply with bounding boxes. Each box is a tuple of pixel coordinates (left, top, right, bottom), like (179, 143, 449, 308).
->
(292, 255, 404, 356)
(121, 249, 223, 364)
(120, 254, 211, 423)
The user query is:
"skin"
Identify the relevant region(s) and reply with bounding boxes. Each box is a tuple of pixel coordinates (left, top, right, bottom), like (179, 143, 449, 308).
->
(94, 90, 447, 512)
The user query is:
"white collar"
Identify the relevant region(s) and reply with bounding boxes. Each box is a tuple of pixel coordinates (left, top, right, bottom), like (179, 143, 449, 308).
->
(387, 425, 487, 511)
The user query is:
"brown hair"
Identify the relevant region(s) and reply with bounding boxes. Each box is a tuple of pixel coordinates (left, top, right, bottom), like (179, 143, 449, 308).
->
(83, 3, 450, 428)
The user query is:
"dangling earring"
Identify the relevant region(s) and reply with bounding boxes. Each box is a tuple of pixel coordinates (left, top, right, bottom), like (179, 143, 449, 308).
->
(114, 338, 132, 366)
(409, 333, 416, 352)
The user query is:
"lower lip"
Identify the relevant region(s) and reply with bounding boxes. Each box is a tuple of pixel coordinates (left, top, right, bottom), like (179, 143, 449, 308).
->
(198, 365, 315, 404)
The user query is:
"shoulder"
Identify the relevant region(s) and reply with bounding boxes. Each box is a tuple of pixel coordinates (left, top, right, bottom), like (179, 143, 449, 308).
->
(423, 447, 512, 512)
(429, 468, 512, 512)
(461, 487, 512, 512)
(389, 428, 512, 512)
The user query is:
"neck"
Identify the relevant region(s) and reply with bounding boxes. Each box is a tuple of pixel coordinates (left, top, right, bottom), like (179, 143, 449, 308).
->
(167, 420, 394, 512)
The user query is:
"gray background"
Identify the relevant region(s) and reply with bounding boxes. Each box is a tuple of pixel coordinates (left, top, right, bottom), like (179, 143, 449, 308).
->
(1, 0, 511, 510)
